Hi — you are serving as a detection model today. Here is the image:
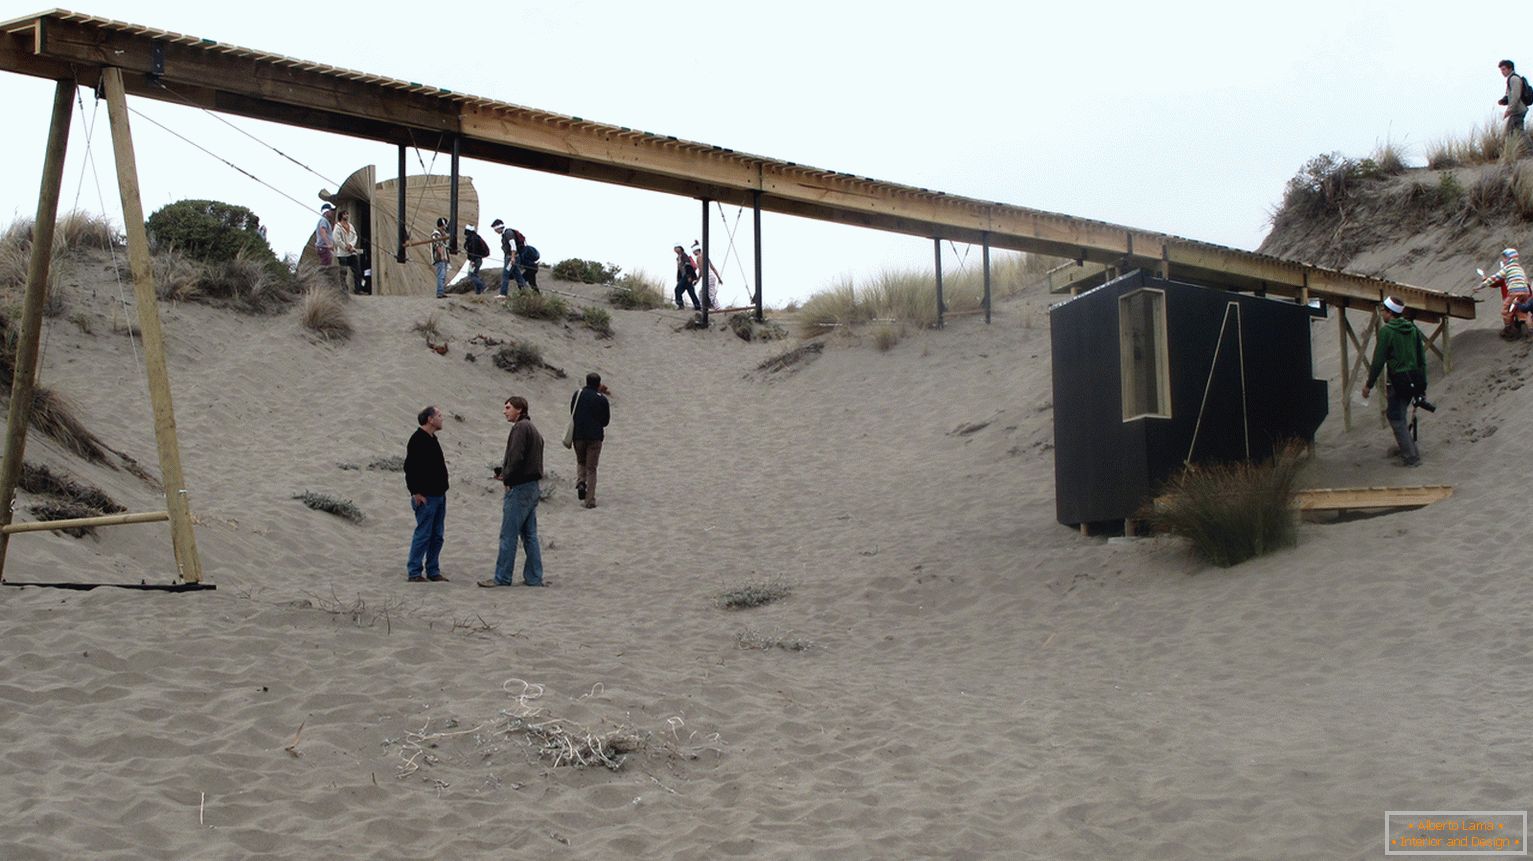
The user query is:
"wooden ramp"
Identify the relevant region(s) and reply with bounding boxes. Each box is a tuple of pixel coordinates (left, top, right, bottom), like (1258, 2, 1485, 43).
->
(1293, 485, 1454, 513)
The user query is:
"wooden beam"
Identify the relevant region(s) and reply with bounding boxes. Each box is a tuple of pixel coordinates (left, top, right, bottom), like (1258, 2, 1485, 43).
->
(101, 67, 204, 584)
(0, 78, 72, 582)
(3, 510, 170, 535)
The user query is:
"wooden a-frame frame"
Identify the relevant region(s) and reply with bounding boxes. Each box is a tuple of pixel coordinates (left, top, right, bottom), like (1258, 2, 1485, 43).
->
(0, 69, 204, 586)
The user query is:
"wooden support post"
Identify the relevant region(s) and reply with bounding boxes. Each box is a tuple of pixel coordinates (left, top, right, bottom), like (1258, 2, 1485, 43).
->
(102, 67, 204, 584)
(700, 198, 710, 327)
(1338, 304, 1351, 432)
(0, 79, 74, 582)
(752, 190, 763, 323)
(448, 134, 460, 254)
(934, 238, 945, 329)
(1443, 316, 1451, 374)
(1300, 271, 1310, 306)
(395, 143, 407, 263)
(982, 231, 992, 325)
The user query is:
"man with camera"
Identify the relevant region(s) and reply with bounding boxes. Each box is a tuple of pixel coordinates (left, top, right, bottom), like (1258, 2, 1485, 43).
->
(1362, 296, 1431, 467)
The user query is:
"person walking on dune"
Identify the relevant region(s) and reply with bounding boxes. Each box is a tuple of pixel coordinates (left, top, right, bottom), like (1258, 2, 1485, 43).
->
(404, 405, 450, 582)
(673, 244, 700, 311)
(691, 241, 723, 309)
(1498, 59, 1529, 139)
(569, 373, 611, 509)
(481, 396, 546, 588)
(1362, 297, 1427, 468)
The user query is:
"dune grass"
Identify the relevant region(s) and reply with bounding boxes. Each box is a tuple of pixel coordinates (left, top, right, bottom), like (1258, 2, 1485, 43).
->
(300, 285, 352, 341)
(796, 252, 1053, 337)
(1148, 444, 1306, 567)
(607, 270, 668, 309)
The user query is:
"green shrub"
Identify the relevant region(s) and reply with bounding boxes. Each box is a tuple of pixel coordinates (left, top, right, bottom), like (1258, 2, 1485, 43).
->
(1148, 444, 1305, 567)
(579, 306, 613, 338)
(146, 199, 275, 265)
(1278, 152, 1378, 221)
(552, 258, 621, 284)
(493, 341, 543, 372)
(508, 290, 568, 321)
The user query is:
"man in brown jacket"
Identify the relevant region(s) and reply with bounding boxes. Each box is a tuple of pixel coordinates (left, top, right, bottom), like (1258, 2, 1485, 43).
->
(480, 395, 546, 587)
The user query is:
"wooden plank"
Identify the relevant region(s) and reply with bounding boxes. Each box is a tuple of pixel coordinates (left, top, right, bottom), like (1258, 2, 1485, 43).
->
(102, 67, 204, 584)
(0, 79, 72, 581)
(1293, 485, 1453, 511)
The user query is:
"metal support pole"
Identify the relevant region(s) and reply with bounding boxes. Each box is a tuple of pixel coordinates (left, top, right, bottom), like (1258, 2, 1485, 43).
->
(0, 79, 74, 581)
(934, 238, 944, 329)
(102, 67, 204, 584)
(448, 135, 460, 254)
(700, 198, 711, 327)
(753, 190, 763, 323)
(982, 231, 992, 325)
(396, 143, 407, 263)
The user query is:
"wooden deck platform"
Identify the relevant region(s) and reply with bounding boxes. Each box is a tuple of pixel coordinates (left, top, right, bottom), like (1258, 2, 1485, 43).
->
(1293, 485, 1454, 512)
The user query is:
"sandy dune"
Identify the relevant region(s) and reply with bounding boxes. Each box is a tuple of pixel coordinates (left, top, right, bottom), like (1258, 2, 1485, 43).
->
(0, 260, 1528, 859)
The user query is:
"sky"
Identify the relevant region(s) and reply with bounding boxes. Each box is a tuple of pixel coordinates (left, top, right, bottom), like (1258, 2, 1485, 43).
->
(0, 0, 1525, 305)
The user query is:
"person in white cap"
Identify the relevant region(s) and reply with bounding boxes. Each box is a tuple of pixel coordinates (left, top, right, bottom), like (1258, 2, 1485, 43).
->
(1362, 296, 1426, 467)
(314, 203, 336, 266)
(1478, 247, 1529, 335)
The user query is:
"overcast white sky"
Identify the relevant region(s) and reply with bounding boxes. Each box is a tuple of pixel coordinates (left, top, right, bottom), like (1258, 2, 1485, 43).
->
(0, 0, 1523, 304)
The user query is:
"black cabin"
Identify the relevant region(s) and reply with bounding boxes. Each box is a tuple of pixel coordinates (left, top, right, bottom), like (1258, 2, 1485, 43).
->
(1049, 270, 1328, 528)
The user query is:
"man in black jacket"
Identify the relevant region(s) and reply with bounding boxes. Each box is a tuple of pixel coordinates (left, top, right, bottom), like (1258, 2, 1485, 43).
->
(570, 373, 611, 509)
(480, 396, 546, 587)
(404, 405, 450, 582)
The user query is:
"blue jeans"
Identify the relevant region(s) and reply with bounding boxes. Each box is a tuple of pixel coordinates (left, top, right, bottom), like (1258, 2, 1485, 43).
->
(434, 260, 448, 297)
(494, 482, 543, 585)
(500, 261, 528, 296)
(467, 260, 485, 294)
(407, 495, 446, 579)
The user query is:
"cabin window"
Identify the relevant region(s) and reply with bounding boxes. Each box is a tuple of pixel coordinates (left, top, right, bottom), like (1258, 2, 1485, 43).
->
(1120, 289, 1170, 420)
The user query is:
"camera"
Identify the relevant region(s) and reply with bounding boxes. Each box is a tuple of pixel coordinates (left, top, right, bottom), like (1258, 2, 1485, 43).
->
(1413, 396, 1437, 413)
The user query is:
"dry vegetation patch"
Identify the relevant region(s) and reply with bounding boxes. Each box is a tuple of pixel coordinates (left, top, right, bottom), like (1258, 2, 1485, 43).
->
(293, 490, 364, 523)
(715, 577, 793, 609)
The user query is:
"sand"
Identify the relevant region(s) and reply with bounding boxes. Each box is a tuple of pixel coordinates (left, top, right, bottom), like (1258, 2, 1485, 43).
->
(0, 261, 1528, 860)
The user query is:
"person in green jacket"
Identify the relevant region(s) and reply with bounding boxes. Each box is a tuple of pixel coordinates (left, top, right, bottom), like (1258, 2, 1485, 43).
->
(1362, 297, 1426, 467)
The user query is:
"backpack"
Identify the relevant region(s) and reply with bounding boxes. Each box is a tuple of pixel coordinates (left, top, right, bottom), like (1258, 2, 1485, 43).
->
(1523, 74, 1533, 107)
(465, 232, 489, 258)
(683, 258, 698, 283)
(520, 245, 540, 265)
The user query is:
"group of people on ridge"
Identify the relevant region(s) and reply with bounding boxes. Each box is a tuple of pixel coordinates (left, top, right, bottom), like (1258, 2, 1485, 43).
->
(313, 204, 541, 299)
(402, 373, 611, 587)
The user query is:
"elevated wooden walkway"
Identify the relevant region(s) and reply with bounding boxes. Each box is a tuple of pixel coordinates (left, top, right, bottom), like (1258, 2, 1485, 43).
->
(0, 8, 1474, 322)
